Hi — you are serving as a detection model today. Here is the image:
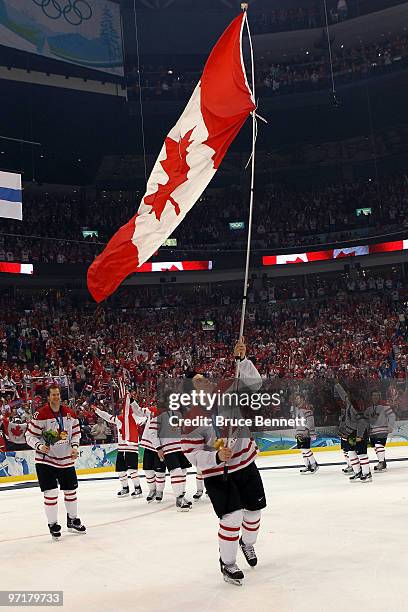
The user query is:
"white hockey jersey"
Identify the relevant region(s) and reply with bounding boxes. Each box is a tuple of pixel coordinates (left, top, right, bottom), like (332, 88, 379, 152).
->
(181, 358, 262, 478)
(25, 403, 80, 469)
(130, 402, 159, 452)
(95, 396, 146, 453)
(367, 403, 396, 437)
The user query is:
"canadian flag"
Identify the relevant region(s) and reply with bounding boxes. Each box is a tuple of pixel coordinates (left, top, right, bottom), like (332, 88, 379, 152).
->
(0, 262, 33, 275)
(136, 260, 212, 273)
(87, 13, 255, 302)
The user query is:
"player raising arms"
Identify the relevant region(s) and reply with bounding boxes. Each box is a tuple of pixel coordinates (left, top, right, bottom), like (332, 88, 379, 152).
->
(92, 394, 146, 498)
(368, 389, 396, 472)
(181, 337, 266, 586)
(25, 384, 86, 540)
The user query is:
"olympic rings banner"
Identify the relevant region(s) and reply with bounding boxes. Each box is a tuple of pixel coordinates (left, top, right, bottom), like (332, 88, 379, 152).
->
(0, 0, 124, 75)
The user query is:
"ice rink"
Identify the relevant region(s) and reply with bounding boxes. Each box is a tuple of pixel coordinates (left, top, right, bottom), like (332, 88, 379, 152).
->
(1, 448, 408, 612)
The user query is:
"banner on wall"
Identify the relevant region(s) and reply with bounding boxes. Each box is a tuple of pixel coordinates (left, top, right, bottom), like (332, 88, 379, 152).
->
(0, 0, 124, 75)
(2, 424, 408, 480)
(0, 262, 33, 275)
(136, 260, 213, 273)
(263, 239, 408, 267)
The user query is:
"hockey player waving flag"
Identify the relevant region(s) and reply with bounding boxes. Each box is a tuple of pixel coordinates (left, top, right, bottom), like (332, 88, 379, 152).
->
(87, 12, 255, 302)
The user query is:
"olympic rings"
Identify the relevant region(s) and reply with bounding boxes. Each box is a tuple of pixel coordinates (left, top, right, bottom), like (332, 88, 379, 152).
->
(31, 0, 92, 26)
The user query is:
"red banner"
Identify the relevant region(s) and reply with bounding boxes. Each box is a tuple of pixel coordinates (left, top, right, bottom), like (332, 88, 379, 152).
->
(136, 260, 212, 273)
(263, 240, 407, 267)
(0, 262, 33, 275)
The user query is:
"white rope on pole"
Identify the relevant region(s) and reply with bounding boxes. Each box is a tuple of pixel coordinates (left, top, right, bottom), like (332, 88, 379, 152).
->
(235, 5, 257, 379)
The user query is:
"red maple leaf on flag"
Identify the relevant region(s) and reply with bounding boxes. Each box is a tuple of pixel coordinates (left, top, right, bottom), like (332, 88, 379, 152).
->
(144, 128, 194, 221)
(161, 265, 181, 271)
(292, 257, 307, 264)
(11, 425, 23, 437)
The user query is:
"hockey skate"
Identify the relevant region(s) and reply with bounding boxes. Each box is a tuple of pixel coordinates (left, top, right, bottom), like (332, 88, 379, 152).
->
(309, 463, 319, 474)
(176, 495, 190, 511)
(131, 486, 142, 498)
(48, 523, 61, 541)
(117, 486, 130, 497)
(67, 515, 86, 534)
(181, 493, 192, 507)
(193, 490, 204, 500)
(360, 472, 373, 483)
(239, 537, 257, 567)
(146, 489, 156, 503)
(349, 471, 362, 482)
(156, 491, 163, 502)
(374, 461, 387, 472)
(219, 559, 244, 586)
(342, 466, 353, 474)
(300, 466, 311, 474)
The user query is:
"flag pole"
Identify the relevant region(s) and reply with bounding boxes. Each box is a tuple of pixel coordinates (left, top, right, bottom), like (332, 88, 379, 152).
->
(236, 3, 256, 377)
(221, 4, 257, 473)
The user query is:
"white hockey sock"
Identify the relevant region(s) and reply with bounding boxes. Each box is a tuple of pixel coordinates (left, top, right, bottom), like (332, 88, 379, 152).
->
(358, 454, 370, 475)
(155, 471, 166, 493)
(241, 509, 261, 546)
(343, 451, 351, 467)
(348, 450, 360, 473)
(196, 472, 204, 493)
(129, 470, 140, 489)
(181, 468, 188, 494)
(218, 509, 243, 565)
(170, 468, 185, 497)
(64, 490, 78, 519)
(118, 472, 128, 489)
(302, 449, 315, 466)
(145, 470, 156, 492)
(44, 488, 59, 525)
(375, 444, 386, 463)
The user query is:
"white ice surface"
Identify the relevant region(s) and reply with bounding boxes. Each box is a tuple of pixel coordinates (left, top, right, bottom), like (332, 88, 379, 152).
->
(1, 448, 408, 612)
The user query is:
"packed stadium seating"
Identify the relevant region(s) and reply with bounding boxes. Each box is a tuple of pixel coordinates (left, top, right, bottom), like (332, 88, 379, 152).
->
(0, 174, 407, 264)
(1, 266, 408, 449)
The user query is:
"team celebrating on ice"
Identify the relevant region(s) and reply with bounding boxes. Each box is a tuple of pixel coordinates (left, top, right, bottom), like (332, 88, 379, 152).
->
(25, 337, 396, 586)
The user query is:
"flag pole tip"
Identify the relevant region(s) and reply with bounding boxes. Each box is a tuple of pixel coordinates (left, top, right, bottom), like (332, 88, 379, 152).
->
(241, 3, 248, 11)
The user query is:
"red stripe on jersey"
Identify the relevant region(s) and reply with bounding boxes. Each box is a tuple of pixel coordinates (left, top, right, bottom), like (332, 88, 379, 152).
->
(181, 438, 204, 445)
(27, 426, 42, 436)
(36, 457, 74, 468)
(202, 448, 257, 476)
(231, 440, 252, 460)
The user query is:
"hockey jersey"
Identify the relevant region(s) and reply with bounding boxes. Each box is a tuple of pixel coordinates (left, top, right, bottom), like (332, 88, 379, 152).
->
(181, 358, 262, 478)
(367, 403, 396, 437)
(155, 410, 183, 456)
(340, 403, 368, 439)
(95, 399, 146, 453)
(25, 404, 80, 469)
(130, 402, 159, 452)
(335, 383, 368, 439)
(291, 405, 316, 438)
